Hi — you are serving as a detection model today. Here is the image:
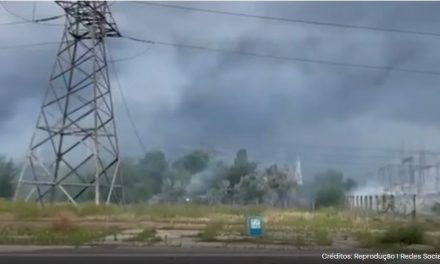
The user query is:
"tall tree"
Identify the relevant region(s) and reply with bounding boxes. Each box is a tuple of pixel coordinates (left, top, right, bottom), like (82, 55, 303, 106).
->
(266, 165, 297, 208)
(344, 178, 358, 191)
(314, 169, 344, 187)
(138, 151, 168, 195)
(226, 149, 257, 187)
(160, 177, 186, 204)
(0, 157, 17, 199)
(234, 149, 248, 166)
(121, 158, 156, 203)
(236, 172, 267, 205)
(224, 149, 257, 203)
(173, 149, 210, 175)
(312, 169, 348, 208)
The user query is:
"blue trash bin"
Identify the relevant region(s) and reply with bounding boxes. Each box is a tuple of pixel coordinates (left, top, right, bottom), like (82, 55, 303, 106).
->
(247, 216, 264, 237)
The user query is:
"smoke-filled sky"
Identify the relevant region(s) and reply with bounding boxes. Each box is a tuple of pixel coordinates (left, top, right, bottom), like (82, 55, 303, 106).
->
(2, 1, 440, 179)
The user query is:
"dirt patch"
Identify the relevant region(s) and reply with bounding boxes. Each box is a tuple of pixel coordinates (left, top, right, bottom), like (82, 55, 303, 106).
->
(98, 229, 144, 244)
(155, 229, 202, 247)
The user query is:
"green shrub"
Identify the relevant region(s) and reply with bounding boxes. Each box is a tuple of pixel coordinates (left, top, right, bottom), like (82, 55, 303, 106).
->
(315, 186, 345, 209)
(381, 224, 424, 245)
(355, 231, 379, 248)
(0, 198, 11, 213)
(314, 229, 332, 246)
(0, 224, 107, 246)
(12, 201, 41, 219)
(77, 203, 121, 216)
(129, 228, 161, 243)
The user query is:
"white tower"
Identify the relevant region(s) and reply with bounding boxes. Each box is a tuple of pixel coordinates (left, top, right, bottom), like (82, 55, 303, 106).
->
(294, 156, 303, 186)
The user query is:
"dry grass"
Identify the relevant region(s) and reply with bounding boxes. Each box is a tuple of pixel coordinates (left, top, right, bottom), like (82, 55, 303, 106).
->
(200, 220, 225, 241)
(1, 200, 440, 249)
(128, 228, 162, 244)
(51, 211, 77, 232)
(0, 222, 110, 246)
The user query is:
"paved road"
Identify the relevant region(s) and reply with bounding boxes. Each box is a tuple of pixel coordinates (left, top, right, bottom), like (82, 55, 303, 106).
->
(0, 246, 438, 264)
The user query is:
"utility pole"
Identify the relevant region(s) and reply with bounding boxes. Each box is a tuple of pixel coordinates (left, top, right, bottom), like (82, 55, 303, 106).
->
(14, 1, 123, 206)
(435, 154, 440, 193)
(386, 164, 392, 193)
(378, 166, 385, 191)
(418, 150, 425, 195)
(398, 141, 405, 193)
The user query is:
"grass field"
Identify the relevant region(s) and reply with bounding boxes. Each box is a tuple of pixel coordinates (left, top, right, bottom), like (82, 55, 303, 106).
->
(1, 199, 440, 250)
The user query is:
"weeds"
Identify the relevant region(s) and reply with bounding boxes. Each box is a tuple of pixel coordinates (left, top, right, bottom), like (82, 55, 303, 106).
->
(294, 234, 308, 247)
(200, 220, 224, 241)
(0, 198, 11, 213)
(381, 223, 425, 245)
(0, 224, 108, 246)
(11, 201, 42, 219)
(77, 203, 124, 216)
(51, 211, 77, 232)
(128, 228, 162, 244)
(355, 224, 426, 249)
(354, 230, 379, 248)
(314, 229, 332, 246)
(1, 200, 437, 249)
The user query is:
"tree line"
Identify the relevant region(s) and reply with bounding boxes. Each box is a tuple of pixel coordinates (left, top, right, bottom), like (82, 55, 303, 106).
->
(0, 150, 357, 208)
(121, 148, 357, 207)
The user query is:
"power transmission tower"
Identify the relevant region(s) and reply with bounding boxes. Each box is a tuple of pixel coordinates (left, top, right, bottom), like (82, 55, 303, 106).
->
(14, 1, 123, 206)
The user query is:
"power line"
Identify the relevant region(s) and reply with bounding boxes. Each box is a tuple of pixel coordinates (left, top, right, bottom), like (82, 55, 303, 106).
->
(0, 2, 32, 22)
(2, 4, 439, 77)
(0, 39, 436, 158)
(0, 20, 28, 26)
(0, 18, 62, 27)
(31, 1, 36, 21)
(33, 14, 64, 23)
(107, 48, 148, 154)
(123, 35, 440, 77)
(0, 41, 59, 50)
(0, 2, 63, 26)
(136, 2, 440, 38)
(109, 43, 154, 63)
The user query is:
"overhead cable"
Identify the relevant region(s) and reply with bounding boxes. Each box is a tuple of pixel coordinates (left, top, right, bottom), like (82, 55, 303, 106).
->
(123, 35, 440, 77)
(136, 1, 440, 38)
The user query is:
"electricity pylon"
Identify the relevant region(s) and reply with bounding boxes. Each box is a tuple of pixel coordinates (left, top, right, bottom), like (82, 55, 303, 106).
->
(14, 1, 123, 206)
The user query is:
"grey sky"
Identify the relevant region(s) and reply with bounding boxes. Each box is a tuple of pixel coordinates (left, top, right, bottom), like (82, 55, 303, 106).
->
(2, 1, 440, 179)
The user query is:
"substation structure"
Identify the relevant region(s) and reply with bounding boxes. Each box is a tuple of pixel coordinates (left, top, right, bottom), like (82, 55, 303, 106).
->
(347, 150, 440, 217)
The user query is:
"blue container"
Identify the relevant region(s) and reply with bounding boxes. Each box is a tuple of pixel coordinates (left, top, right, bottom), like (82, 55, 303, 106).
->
(247, 216, 264, 237)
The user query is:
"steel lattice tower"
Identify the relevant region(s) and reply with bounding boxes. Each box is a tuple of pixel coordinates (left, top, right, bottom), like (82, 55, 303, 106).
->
(14, 1, 123, 206)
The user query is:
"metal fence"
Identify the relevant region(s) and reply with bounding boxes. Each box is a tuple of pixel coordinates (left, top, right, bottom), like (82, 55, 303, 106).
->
(346, 194, 416, 218)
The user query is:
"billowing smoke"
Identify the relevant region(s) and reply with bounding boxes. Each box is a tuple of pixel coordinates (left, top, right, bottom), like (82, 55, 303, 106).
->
(351, 183, 384, 196)
(185, 161, 227, 196)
